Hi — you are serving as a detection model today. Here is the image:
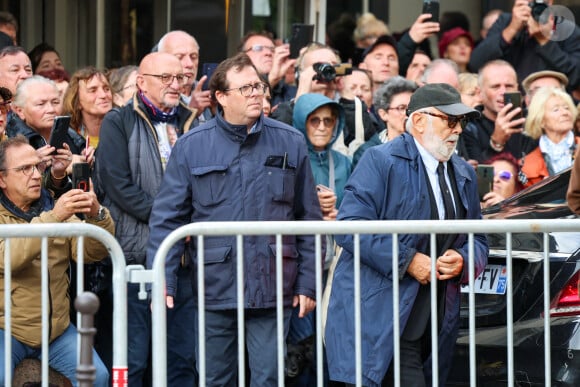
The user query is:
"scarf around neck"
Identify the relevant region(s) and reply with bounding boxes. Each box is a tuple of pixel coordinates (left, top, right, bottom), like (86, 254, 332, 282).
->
(138, 91, 178, 124)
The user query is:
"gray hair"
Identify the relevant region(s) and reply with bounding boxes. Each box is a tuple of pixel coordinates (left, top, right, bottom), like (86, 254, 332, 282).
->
(13, 75, 58, 108)
(421, 59, 459, 85)
(156, 30, 199, 53)
(373, 76, 418, 110)
(404, 108, 432, 133)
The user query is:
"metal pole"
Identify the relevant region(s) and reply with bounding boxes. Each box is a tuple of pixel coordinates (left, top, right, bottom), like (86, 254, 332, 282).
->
(96, 0, 105, 69)
(75, 292, 100, 387)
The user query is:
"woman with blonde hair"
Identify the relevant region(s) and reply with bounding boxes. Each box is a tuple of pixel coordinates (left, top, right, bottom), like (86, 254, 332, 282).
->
(61, 67, 112, 149)
(353, 13, 390, 49)
(521, 87, 579, 187)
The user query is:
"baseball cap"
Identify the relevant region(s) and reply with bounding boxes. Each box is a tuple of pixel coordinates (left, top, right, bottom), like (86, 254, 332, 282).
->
(407, 83, 480, 118)
(438, 27, 473, 58)
(522, 70, 569, 93)
(361, 34, 398, 61)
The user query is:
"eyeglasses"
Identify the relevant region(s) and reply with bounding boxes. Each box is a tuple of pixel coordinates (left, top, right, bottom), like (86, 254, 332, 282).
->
(495, 170, 513, 181)
(0, 100, 11, 114)
(223, 82, 268, 97)
(0, 161, 47, 176)
(141, 73, 189, 85)
(419, 111, 466, 129)
(386, 105, 408, 114)
(244, 45, 275, 53)
(308, 116, 336, 128)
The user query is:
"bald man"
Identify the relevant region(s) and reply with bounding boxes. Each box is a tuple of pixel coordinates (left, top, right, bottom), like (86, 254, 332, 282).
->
(95, 52, 197, 386)
(157, 30, 212, 117)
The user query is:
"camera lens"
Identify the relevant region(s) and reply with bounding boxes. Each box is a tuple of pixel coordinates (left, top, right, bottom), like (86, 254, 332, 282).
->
(312, 62, 336, 82)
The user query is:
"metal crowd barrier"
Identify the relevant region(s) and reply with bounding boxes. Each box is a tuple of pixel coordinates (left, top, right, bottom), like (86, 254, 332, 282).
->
(150, 218, 580, 387)
(1, 222, 127, 387)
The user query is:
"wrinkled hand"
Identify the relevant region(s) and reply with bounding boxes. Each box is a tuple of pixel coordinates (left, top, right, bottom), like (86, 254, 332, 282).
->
(317, 189, 337, 216)
(269, 44, 296, 87)
(293, 294, 316, 318)
(36, 145, 56, 169)
(52, 187, 100, 222)
(407, 252, 431, 285)
(491, 103, 526, 145)
(408, 14, 440, 43)
(188, 76, 212, 116)
(51, 143, 73, 178)
(436, 249, 464, 280)
(481, 191, 506, 208)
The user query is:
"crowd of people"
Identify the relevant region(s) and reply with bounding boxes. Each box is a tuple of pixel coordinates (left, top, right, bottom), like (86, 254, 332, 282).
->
(0, 2, 578, 386)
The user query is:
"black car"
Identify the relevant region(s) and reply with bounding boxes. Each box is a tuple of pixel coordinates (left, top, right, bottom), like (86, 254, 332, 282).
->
(447, 168, 580, 386)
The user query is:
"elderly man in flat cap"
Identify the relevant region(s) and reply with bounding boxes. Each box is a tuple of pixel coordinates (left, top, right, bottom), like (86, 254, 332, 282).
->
(325, 83, 489, 387)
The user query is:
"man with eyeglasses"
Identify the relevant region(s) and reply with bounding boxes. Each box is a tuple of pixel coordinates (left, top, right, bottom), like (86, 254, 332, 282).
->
(325, 83, 488, 387)
(0, 135, 113, 387)
(95, 52, 196, 387)
(147, 53, 321, 386)
(239, 31, 297, 107)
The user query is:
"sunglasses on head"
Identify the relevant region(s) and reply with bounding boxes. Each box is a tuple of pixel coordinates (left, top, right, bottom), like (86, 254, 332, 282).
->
(495, 170, 513, 181)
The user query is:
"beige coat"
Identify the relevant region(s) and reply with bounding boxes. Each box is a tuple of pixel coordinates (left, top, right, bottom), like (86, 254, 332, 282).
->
(0, 204, 114, 348)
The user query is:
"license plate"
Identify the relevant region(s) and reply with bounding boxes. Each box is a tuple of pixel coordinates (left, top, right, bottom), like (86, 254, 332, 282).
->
(461, 264, 507, 295)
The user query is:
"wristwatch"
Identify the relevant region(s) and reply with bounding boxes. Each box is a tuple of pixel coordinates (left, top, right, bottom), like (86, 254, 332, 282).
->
(87, 205, 106, 221)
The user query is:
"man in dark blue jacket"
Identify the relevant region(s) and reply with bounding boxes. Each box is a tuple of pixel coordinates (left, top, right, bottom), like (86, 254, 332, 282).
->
(325, 84, 488, 386)
(147, 53, 321, 386)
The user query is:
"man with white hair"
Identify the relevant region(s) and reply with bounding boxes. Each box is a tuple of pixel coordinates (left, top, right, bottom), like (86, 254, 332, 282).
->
(326, 83, 488, 386)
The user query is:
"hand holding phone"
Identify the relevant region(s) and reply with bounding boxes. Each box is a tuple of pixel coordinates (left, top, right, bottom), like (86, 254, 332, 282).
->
(289, 24, 314, 59)
(201, 63, 218, 91)
(503, 92, 522, 119)
(72, 162, 90, 192)
(422, 0, 440, 23)
(476, 165, 494, 201)
(48, 116, 72, 154)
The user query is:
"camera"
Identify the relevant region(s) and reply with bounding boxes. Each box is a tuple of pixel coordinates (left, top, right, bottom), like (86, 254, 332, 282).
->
(529, 0, 548, 22)
(312, 62, 353, 82)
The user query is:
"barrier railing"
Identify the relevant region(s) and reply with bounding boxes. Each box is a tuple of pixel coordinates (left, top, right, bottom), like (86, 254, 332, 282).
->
(1, 222, 127, 387)
(147, 218, 580, 387)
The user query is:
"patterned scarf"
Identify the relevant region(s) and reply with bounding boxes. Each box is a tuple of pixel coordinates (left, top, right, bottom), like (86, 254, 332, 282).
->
(138, 91, 179, 124)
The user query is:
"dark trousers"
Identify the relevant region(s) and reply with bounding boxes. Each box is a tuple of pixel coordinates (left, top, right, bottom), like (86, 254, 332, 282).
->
(194, 308, 291, 387)
(167, 265, 198, 386)
(127, 265, 198, 387)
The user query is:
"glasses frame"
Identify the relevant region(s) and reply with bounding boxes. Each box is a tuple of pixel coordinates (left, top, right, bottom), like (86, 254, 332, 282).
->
(141, 73, 189, 85)
(419, 111, 466, 129)
(307, 116, 337, 128)
(0, 161, 48, 176)
(386, 105, 408, 114)
(223, 82, 268, 97)
(244, 45, 275, 53)
(495, 170, 513, 181)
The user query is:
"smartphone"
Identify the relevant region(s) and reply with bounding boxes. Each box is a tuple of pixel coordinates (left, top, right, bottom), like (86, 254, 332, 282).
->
(477, 165, 494, 201)
(289, 24, 314, 59)
(48, 116, 71, 153)
(504, 92, 522, 120)
(72, 162, 90, 192)
(201, 63, 218, 91)
(422, 0, 440, 23)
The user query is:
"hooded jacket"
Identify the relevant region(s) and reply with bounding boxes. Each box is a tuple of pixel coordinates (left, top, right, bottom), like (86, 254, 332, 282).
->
(292, 93, 352, 207)
(0, 189, 114, 347)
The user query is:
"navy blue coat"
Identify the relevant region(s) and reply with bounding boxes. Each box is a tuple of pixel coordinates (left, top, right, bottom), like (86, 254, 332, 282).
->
(325, 133, 488, 386)
(146, 110, 322, 309)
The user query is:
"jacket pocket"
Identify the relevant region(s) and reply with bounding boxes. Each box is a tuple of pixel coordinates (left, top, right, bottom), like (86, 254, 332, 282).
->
(191, 165, 230, 207)
(192, 245, 235, 301)
(268, 243, 299, 295)
(266, 168, 295, 203)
